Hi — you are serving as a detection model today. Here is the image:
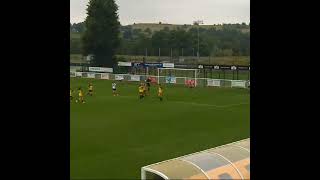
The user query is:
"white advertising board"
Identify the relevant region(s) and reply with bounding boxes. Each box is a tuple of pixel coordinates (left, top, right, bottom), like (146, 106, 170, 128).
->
(162, 63, 174, 68)
(89, 67, 113, 73)
(75, 72, 83, 77)
(130, 75, 140, 81)
(87, 72, 95, 78)
(118, 61, 132, 67)
(231, 80, 246, 88)
(115, 75, 124, 80)
(207, 79, 221, 87)
(101, 73, 109, 79)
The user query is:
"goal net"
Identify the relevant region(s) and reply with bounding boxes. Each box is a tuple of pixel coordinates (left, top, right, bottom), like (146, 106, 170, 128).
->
(157, 68, 200, 87)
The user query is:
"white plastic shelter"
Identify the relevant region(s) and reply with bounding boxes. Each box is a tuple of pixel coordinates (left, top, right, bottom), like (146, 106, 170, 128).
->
(141, 138, 250, 180)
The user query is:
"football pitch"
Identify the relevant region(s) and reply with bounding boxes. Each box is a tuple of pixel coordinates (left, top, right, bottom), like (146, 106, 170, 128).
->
(70, 78, 250, 179)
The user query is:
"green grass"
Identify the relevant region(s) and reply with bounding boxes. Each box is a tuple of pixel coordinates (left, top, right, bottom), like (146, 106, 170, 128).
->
(70, 78, 250, 179)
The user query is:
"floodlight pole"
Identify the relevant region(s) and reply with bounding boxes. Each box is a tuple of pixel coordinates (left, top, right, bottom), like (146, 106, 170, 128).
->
(194, 20, 203, 63)
(197, 26, 199, 61)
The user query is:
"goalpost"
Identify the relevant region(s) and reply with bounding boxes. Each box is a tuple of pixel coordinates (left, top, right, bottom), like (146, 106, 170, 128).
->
(157, 68, 200, 87)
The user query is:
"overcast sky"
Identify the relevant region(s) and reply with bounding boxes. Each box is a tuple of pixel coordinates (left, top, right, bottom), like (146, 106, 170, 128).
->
(70, 0, 250, 25)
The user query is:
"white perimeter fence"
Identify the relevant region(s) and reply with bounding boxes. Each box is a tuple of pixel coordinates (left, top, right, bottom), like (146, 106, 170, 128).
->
(70, 71, 249, 88)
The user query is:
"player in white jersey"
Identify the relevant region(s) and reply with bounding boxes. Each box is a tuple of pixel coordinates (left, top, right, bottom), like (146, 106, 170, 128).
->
(112, 82, 119, 96)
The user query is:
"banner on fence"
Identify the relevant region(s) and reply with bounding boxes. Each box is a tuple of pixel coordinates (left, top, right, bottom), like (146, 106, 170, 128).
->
(219, 66, 231, 70)
(89, 67, 113, 73)
(132, 62, 143, 67)
(94, 73, 102, 79)
(81, 72, 88, 77)
(203, 65, 213, 69)
(144, 63, 163, 67)
(197, 65, 249, 71)
(70, 72, 76, 77)
(237, 66, 250, 70)
(115, 74, 124, 80)
(207, 79, 221, 87)
(87, 72, 95, 78)
(162, 63, 174, 68)
(165, 76, 176, 83)
(231, 80, 246, 88)
(101, 73, 109, 79)
(118, 61, 132, 67)
(130, 75, 140, 81)
(75, 72, 82, 77)
(175, 64, 198, 68)
(70, 66, 82, 72)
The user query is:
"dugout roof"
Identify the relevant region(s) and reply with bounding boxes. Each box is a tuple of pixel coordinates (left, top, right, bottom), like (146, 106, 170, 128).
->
(141, 138, 250, 180)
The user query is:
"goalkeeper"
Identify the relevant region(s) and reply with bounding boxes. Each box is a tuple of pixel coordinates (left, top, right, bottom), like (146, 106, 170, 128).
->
(145, 77, 151, 94)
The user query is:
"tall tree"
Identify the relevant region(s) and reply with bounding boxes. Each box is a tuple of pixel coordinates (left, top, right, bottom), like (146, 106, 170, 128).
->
(82, 0, 120, 67)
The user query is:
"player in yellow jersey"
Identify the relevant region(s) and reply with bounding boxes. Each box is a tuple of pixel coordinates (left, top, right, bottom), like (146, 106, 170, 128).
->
(70, 88, 73, 101)
(76, 87, 85, 104)
(87, 82, 93, 96)
(143, 83, 147, 96)
(139, 83, 145, 99)
(158, 84, 163, 101)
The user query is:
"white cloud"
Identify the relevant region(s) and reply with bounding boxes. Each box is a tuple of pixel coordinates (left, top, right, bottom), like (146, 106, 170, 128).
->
(70, 0, 250, 25)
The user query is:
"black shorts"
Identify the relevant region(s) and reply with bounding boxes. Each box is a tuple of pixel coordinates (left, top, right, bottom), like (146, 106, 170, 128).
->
(89, 90, 93, 92)
(112, 88, 116, 91)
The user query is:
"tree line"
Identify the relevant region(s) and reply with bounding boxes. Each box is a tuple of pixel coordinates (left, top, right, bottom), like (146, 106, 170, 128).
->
(71, 23, 250, 57)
